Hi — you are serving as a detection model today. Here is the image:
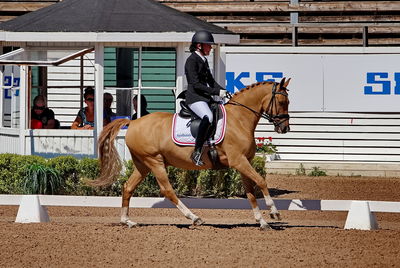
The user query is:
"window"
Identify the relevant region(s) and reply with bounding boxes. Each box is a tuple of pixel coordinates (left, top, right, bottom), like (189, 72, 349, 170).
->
(0, 47, 94, 129)
(104, 47, 176, 118)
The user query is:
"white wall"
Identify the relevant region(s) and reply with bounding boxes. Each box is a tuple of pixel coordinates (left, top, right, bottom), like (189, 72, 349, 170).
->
(23, 129, 131, 160)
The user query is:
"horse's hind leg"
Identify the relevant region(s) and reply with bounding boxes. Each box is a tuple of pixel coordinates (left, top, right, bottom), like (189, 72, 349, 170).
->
(241, 176, 271, 230)
(121, 163, 149, 228)
(233, 158, 281, 222)
(148, 158, 204, 226)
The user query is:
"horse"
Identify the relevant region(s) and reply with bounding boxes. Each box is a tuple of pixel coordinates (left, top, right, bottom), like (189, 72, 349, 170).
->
(89, 78, 291, 230)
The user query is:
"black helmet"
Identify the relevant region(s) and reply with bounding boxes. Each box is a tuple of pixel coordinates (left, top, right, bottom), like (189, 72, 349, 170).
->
(191, 30, 215, 44)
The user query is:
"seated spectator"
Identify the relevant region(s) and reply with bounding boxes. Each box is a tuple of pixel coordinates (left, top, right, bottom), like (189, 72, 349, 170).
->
(103, 92, 116, 126)
(71, 87, 95, 129)
(31, 95, 59, 129)
(131, 94, 150, 120)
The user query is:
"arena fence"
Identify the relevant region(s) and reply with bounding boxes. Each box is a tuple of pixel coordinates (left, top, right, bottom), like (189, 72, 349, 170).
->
(1, 194, 399, 230)
(0, 194, 399, 212)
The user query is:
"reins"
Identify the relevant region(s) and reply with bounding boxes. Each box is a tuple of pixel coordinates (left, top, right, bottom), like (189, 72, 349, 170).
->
(225, 82, 289, 126)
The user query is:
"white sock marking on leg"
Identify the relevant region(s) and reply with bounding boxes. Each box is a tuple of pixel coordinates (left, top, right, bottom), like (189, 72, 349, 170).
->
(252, 206, 268, 226)
(121, 207, 129, 222)
(177, 200, 197, 221)
(264, 194, 278, 214)
(252, 207, 263, 222)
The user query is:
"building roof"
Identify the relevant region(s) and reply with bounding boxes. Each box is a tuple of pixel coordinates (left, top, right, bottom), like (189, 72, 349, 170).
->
(0, 0, 232, 34)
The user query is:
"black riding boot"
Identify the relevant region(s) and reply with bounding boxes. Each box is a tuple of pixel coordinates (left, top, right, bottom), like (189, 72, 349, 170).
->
(191, 116, 211, 166)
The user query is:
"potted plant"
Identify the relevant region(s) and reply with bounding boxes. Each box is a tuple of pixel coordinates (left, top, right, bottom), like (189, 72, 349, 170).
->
(255, 137, 278, 161)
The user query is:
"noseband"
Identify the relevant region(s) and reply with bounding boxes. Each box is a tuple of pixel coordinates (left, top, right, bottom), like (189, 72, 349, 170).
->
(226, 82, 289, 128)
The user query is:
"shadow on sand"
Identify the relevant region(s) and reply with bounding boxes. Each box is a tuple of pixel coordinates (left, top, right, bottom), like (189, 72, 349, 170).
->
(269, 188, 299, 198)
(111, 222, 339, 230)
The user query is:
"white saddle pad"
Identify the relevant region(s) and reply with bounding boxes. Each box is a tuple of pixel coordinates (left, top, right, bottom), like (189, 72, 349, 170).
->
(172, 104, 227, 146)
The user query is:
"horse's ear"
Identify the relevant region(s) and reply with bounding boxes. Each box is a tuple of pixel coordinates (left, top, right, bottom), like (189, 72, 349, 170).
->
(279, 77, 286, 88)
(283, 78, 291, 88)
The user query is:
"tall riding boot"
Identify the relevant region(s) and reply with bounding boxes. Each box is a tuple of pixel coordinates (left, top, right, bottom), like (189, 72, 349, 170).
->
(191, 116, 211, 166)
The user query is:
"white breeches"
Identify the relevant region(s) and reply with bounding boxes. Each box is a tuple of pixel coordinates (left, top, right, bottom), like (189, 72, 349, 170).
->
(188, 101, 213, 123)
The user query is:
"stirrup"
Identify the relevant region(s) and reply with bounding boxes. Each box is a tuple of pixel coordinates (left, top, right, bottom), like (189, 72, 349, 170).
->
(191, 150, 204, 166)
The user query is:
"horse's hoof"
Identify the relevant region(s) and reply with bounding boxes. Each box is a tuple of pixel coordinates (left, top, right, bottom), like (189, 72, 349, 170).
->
(121, 220, 139, 228)
(193, 217, 205, 226)
(269, 212, 282, 221)
(259, 223, 272, 231)
(127, 222, 139, 228)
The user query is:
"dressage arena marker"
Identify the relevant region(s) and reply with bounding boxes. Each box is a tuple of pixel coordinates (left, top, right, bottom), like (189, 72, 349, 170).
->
(1, 195, 399, 230)
(344, 201, 378, 230)
(15, 195, 49, 223)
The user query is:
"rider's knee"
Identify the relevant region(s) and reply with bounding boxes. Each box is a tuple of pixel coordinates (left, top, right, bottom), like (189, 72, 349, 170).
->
(203, 114, 213, 123)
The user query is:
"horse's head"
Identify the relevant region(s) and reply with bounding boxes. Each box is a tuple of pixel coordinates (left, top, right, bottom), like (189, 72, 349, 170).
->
(263, 78, 290, 134)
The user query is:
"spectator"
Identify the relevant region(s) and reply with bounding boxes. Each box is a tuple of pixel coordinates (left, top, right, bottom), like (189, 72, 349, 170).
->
(103, 92, 116, 126)
(71, 87, 95, 129)
(131, 94, 150, 120)
(31, 95, 59, 129)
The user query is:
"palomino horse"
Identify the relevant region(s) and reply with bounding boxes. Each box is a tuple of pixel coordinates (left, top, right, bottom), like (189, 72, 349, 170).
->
(90, 78, 290, 230)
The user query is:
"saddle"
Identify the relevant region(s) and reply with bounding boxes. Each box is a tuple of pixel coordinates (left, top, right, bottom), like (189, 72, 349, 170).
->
(177, 100, 223, 168)
(178, 101, 221, 139)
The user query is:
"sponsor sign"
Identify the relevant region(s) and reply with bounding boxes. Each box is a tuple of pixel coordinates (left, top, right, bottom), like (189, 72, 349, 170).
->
(225, 53, 400, 112)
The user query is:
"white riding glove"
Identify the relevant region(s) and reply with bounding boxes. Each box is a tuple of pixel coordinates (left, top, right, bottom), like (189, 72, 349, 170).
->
(219, 89, 227, 98)
(212, 95, 223, 103)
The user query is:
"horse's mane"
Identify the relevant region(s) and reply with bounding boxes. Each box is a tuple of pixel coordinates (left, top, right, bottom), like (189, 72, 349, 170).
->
(229, 81, 274, 100)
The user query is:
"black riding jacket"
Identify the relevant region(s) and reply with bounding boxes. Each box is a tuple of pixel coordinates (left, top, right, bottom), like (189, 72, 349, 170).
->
(184, 52, 223, 105)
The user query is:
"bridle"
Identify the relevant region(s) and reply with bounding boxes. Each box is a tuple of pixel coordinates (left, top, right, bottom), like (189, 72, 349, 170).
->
(225, 82, 289, 127)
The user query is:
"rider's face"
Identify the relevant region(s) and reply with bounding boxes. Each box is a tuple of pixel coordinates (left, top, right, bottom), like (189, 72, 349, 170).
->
(197, 43, 212, 56)
(202, 44, 212, 56)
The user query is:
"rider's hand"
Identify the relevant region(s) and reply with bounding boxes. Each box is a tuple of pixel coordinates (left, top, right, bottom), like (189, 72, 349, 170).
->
(212, 95, 223, 103)
(219, 89, 227, 98)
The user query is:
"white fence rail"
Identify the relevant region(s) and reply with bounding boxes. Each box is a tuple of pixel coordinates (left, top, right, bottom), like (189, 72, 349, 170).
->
(1, 194, 399, 213)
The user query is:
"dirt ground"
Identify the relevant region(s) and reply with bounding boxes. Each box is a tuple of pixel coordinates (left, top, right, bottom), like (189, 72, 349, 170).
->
(1, 174, 400, 268)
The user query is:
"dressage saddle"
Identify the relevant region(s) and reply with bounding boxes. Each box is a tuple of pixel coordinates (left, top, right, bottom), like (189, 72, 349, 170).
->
(177, 98, 222, 168)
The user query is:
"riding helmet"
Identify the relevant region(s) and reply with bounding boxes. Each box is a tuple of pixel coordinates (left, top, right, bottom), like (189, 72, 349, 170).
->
(191, 30, 215, 44)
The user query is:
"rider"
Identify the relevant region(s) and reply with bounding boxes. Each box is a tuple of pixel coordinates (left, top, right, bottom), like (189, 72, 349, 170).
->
(185, 30, 226, 166)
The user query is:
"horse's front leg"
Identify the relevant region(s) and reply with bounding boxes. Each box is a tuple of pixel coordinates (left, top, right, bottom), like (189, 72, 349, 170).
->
(241, 176, 271, 230)
(121, 167, 148, 228)
(234, 158, 281, 225)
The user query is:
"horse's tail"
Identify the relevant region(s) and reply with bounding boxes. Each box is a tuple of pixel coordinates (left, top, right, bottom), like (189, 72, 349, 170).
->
(87, 119, 130, 187)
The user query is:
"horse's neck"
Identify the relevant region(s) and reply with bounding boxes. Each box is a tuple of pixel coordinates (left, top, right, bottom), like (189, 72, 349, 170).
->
(228, 84, 272, 133)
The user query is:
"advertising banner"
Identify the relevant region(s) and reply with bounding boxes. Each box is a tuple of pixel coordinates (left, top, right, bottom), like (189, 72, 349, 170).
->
(323, 54, 400, 112)
(225, 53, 400, 112)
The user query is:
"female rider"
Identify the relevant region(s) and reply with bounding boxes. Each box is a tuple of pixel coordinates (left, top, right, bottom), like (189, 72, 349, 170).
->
(185, 30, 226, 166)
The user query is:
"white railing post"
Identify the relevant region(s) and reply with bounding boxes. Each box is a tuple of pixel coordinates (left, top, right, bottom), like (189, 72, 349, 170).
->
(94, 44, 104, 158)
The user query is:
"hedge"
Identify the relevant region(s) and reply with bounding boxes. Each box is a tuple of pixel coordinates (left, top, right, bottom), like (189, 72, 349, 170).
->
(0, 154, 267, 198)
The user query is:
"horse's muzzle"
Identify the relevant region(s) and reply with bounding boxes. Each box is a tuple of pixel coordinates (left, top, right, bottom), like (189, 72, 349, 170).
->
(272, 113, 290, 134)
(274, 118, 290, 134)
(275, 124, 290, 134)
